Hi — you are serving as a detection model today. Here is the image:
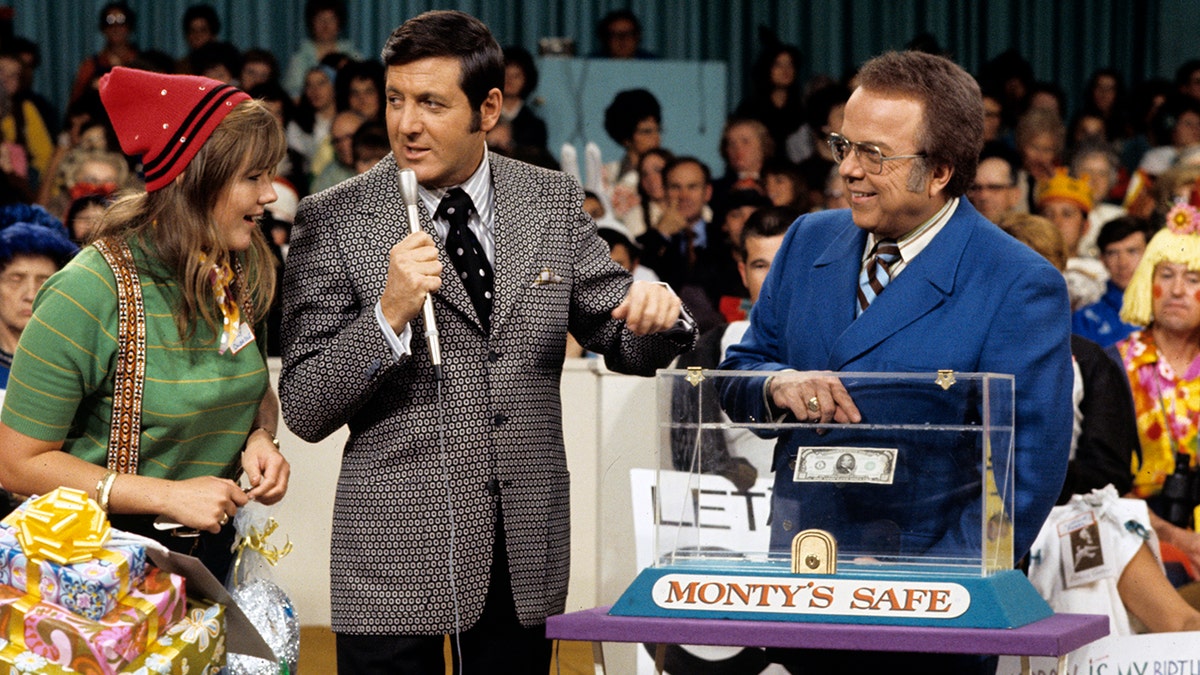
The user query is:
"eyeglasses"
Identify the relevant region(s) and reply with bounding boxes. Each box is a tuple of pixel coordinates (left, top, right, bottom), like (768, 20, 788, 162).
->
(104, 13, 127, 26)
(827, 132, 925, 174)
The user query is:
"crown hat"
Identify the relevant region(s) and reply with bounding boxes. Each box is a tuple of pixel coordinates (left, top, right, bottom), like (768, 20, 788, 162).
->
(1035, 167, 1094, 215)
(99, 67, 249, 192)
(1121, 200, 1200, 326)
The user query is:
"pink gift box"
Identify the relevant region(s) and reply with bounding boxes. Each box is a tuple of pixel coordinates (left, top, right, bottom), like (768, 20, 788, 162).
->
(0, 566, 186, 675)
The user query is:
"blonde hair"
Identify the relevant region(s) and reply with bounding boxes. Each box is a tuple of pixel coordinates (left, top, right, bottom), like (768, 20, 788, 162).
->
(93, 99, 286, 340)
(997, 212, 1068, 272)
(1121, 225, 1200, 326)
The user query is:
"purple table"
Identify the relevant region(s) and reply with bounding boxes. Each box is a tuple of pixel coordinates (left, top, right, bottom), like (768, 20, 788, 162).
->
(547, 606, 1109, 674)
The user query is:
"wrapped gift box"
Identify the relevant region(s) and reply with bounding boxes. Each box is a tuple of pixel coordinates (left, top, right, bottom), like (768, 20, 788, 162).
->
(0, 566, 186, 675)
(0, 504, 148, 621)
(0, 598, 225, 675)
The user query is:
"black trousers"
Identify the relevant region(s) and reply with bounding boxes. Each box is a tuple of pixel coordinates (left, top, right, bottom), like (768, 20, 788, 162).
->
(336, 521, 552, 675)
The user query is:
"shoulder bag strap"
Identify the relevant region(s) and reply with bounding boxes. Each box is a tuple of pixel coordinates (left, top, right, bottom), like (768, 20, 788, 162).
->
(92, 237, 146, 475)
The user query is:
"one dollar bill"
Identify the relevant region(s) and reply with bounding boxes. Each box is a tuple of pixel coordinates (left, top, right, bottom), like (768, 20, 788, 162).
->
(793, 447, 897, 485)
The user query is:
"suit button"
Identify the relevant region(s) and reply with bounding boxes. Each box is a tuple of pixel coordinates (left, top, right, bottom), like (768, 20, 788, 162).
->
(488, 350, 501, 363)
(493, 414, 508, 426)
(782, 520, 794, 531)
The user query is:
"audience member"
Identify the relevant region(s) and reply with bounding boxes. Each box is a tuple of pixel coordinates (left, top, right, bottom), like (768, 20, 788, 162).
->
(63, 193, 108, 245)
(593, 9, 655, 59)
(621, 146, 673, 237)
(980, 88, 1007, 144)
(1115, 201, 1200, 577)
(288, 64, 338, 172)
(1080, 68, 1130, 143)
(596, 219, 658, 283)
(1073, 216, 1151, 347)
(282, 0, 360, 99)
(6, 37, 56, 138)
(602, 88, 661, 219)
(181, 4, 220, 54)
(351, 119, 389, 175)
(735, 40, 805, 151)
(501, 46, 549, 154)
(968, 141, 1023, 223)
(311, 110, 364, 193)
(1036, 168, 1108, 309)
(711, 117, 772, 222)
(335, 59, 384, 122)
(0, 52, 52, 190)
(68, 2, 139, 109)
(1140, 95, 1200, 176)
(762, 158, 810, 212)
(0, 204, 77, 388)
(240, 48, 281, 92)
(1016, 106, 1066, 211)
(637, 156, 711, 292)
(1177, 59, 1200, 104)
(1071, 142, 1128, 257)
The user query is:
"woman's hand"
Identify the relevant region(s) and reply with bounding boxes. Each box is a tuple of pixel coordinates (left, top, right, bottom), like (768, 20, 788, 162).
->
(160, 476, 248, 533)
(241, 428, 290, 505)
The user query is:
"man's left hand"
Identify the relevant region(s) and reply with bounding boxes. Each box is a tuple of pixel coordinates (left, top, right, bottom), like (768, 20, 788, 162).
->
(611, 281, 682, 335)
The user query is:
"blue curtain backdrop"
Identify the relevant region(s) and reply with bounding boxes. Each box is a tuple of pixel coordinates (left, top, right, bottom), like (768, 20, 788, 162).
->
(2, 0, 1194, 130)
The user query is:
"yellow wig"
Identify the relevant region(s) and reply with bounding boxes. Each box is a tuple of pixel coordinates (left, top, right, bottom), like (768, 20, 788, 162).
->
(1121, 202, 1200, 326)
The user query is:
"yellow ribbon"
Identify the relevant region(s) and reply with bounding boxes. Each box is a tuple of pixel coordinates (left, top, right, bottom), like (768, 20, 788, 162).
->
(231, 518, 293, 585)
(1, 487, 115, 659)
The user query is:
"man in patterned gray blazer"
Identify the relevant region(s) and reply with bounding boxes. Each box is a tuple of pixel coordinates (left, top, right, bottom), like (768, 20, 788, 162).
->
(279, 10, 695, 674)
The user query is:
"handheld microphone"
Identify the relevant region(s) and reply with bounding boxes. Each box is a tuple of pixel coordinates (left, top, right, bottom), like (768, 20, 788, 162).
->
(398, 168, 444, 381)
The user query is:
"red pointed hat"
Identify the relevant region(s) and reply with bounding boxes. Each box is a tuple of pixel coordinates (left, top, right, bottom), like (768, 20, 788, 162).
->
(99, 67, 249, 192)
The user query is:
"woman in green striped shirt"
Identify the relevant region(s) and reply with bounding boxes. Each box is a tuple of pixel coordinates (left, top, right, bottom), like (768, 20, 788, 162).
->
(0, 67, 291, 579)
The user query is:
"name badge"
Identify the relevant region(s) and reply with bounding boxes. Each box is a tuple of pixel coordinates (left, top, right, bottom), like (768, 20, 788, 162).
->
(228, 322, 256, 355)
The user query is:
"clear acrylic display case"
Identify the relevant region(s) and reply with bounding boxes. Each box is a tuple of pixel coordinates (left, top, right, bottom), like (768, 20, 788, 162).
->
(653, 368, 1016, 578)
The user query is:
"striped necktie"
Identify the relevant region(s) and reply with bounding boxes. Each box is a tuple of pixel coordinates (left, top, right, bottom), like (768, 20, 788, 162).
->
(857, 238, 901, 315)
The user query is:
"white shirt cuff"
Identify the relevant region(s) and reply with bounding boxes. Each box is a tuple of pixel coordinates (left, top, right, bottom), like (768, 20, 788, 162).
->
(375, 300, 413, 359)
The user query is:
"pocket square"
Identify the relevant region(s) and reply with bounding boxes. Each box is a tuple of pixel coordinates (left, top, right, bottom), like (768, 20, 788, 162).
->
(531, 267, 564, 286)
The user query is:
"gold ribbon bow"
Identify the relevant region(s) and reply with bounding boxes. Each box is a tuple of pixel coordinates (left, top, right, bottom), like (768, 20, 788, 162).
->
(231, 517, 293, 585)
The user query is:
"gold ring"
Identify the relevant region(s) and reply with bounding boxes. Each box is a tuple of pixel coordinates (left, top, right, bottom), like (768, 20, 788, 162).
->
(806, 396, 820, 413)
(219, 514, 229, 527)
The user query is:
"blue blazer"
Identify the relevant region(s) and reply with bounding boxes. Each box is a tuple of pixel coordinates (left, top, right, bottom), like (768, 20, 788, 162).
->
(720, 200, 1072, 561)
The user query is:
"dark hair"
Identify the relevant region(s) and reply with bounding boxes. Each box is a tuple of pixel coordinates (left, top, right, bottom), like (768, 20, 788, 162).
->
(1150, 94, 1200, 146)
(1096, 215, 1151, 252)
(663, 156, 711, 186)
(381, 10, 503, 130)
(597, 9, 641, 43)
(502, 45, 539, 99)
(305, 0, 346, 34)
(128, 49, 175, 74)
(854, 50, 983, 197)
(351, 120, 389, 161)
(99, 2, 135, 31)
(803, 82, 849, 134)
(762, 158, 811, 211)
(9, 37, 38, 70)
(335, 59, 385, 116)
(603, 89, 661, 146)
(182, 4, 220, 37)
(187, 41, 242, 78)
(248, 81, 297, 126)
(241, 48, 280, 83)
(1174, 59, 1200, 91)
(978, 140, 1021, 186)
(750, 44, 802, 96)
(739, 205, 800, 259)
(65, 194, 110, 244)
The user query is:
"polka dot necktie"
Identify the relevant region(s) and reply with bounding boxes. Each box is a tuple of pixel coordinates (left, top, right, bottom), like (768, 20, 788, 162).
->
(856, 238, 901, 316)
(437, 188, 493, 332)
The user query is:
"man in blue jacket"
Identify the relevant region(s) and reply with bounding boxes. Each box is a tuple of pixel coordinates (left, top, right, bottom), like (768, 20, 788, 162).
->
(720, 50, 1073, 673)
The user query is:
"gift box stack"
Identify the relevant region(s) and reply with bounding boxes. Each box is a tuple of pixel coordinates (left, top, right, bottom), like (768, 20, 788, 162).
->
(0, 488, 227, 674)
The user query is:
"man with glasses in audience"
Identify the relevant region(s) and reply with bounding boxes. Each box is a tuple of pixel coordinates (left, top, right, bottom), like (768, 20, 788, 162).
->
(968, 141, 1024, 223)
(720, 50, 1073, 674)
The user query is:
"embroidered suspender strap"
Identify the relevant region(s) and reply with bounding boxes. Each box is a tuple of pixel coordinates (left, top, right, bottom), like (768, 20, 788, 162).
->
(93, 238, 146, 475)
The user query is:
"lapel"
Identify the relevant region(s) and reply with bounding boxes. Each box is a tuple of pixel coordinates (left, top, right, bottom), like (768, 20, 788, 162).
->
(489, 154, 543, 336)
(826, 205, 972, 369)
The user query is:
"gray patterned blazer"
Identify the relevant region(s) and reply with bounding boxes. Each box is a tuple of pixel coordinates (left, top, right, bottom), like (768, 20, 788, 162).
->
(279, 152, 694, 634)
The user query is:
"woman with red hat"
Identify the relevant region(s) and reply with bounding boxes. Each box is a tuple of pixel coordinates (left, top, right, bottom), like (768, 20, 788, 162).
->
(0, 67, 290, 579)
